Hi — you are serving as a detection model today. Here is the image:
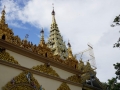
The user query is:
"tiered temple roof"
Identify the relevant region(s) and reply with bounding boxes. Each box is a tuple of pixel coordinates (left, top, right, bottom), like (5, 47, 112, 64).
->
(0, 7, 105, 90)
(47, 8, 68, 60)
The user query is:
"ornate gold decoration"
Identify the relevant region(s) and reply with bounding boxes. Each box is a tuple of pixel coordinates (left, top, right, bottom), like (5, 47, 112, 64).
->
(0, 8, 77, 69)
(66, 73, 94, 84)
(0, 50, 19, 65)
(0, 8, 5, 24)
(2, 71, 45, 90)
(78, 60, 84, 71)
(84, 62, 92, 72)
(64, 42, 78, 69)
(32, 64, 60, 77)
(39, 28, 45, 47)
(67, 75, 81, 83)
(37, 44, 54, 59)
(80, 73, 91, 84)
(53, 55, 64, 63)
(65, 58, 78, 69)
(57, 83, 71, 90)
(0, 8, 92, 70)
(67, 42, 73, 59)
(67, 62, 97, 84)
(6, 85, 37, 90)
(80, 62, 96, 83)
(47, 9, 68, 60)
(83, 62, 97, 77)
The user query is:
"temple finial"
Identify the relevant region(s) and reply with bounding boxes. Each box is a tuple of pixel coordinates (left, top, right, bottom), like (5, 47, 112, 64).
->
(40, 27, 44, 35)
(2, 5, 6, 15)
(0, 5, 6, 24)
(4, 5, 6, 10)
(40, 28, 45, 46)
(25, 34, 29, 40)
(52, 3, 54, 9)
(67, 40, 71, 47)
(52, 3, 55, 15)
(67, 40, 73, 59)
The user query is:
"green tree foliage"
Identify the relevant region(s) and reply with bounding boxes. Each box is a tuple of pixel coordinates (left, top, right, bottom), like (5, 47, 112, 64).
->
(106, 63, 120, 90)
(111, 15, 120, 48)
(114, 16, 120, 25)
(113, 63, 120, 80)
(107, 78, 120, 90)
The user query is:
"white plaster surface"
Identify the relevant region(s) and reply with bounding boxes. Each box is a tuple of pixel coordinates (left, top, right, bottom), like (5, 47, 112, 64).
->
(0, 65, 82, 90)
(34, 74, 82, 90)
(0, 64, 22, 88)
(6, 50, 43, 68)
(52, 66, 74, 79)
(6, 50, 75, 79)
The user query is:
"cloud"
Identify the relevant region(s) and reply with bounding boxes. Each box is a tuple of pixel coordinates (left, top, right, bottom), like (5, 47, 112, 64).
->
(8, 21, 28, 29)
(0, 0, 120, 82)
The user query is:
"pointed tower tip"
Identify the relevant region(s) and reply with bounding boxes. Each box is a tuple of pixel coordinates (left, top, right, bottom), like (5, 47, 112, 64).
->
(39, 28, 45, 46)
(52, 3, 55, 15)
(52, 9, 55, 15)
(2, 5, 6, 14)
(1, 5, 6, 24)
(67, 41, 71, 47)
(40, 28, 44, 34)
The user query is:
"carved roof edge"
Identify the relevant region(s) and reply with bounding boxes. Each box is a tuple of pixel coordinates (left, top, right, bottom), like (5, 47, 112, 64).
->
(0, 39, 81, 74)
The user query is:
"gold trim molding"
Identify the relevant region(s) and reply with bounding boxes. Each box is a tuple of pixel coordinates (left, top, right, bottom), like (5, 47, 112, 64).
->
(0, 50, 19, 65)
(0, 40, 81, 75)
(32, 64, 60, 77)
(67, 75, 81, 83)
(2, 71, 45, 90)
(57, 83, 71, 90)
(0, 20, 78, 69)
(0, 60, 103, 90)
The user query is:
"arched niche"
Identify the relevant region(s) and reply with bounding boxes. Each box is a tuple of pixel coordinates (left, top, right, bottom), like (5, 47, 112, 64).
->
(2, 34, 5, 40)
(45, 52, 47, 57)
(75, 65, 76, 69)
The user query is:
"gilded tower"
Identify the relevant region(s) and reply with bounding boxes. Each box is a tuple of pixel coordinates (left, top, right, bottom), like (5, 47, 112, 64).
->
(0, 8, 5, 24)
(0, 7, 105, 90)
(47, 8, 68, 59)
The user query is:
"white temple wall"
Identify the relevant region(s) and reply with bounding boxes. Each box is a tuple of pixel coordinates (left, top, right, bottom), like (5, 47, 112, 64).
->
(6, 50, 75, 79)
(34, 74, 82, 90)
(52, 66, 74, 79)
(0, 64, 22, 89)
(0, 65, 82, 90)
(6, 50, 44, 68)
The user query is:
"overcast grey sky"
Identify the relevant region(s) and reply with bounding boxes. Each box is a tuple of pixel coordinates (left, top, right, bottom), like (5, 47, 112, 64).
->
(0, 0, 120, 82)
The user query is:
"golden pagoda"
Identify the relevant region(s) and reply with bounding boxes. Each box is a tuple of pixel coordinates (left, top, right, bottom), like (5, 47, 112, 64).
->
(0, 7, 105, 90)
(47, 8, 68, 60)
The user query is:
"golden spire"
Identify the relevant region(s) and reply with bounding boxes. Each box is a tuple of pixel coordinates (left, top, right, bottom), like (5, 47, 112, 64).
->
(67, 41, 73, 59)
(51, 3, 56, 24)
(0, 6, 6, 24)
(51, 4, 58, 30)
(47, 5, 68, 60)
(40, 28, 45, 46)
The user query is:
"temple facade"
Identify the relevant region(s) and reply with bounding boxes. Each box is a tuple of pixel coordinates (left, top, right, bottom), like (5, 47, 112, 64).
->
(0, 8, 105, 90)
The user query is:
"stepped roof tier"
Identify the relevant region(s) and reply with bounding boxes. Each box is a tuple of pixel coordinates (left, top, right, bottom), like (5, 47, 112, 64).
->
(47, 8, 68, 60)
(0, 7, 105, 90)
